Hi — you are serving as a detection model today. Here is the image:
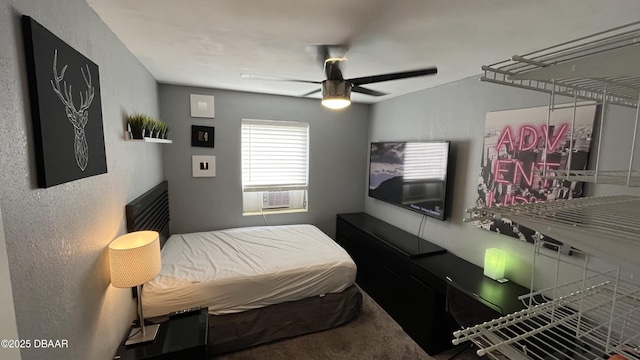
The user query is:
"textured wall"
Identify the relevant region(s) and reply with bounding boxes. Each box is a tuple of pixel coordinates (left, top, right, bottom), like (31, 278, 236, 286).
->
(0, 205, 20, 360)
(366, 76, 640, 288)
(0, 1, 163, 359)
(159, 85, 370, 237)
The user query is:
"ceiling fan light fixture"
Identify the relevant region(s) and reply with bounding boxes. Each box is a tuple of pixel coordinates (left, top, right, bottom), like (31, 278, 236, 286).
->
(321, 80, 351, 110)
(322, 97, 351, 109)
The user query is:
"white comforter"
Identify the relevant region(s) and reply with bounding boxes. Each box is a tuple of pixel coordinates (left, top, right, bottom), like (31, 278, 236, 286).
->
(141, 224, 356, 317)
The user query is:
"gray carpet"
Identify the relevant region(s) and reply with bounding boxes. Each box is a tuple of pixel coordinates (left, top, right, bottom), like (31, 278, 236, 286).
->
(215, 288, 482, 360)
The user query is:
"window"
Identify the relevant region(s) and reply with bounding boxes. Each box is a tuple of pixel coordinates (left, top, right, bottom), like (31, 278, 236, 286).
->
(241, 119, 309, 214)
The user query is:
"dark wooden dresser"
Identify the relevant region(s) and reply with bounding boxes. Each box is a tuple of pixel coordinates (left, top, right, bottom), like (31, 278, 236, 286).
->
(336, 213, 529, 354)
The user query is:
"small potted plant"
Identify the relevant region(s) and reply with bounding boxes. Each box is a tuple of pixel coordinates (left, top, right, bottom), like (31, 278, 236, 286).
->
(142, 116, 156, 138)
(155, 120, 168, 139)
(158, 122, 169, 139)
(151, 120, 160, 138)
(126, 113, 146, 139)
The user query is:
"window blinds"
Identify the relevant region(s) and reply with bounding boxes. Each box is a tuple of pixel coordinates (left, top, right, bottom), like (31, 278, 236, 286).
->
(242, 119, 309, 192)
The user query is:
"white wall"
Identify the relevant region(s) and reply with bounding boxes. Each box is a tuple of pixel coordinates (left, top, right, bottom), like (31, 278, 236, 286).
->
(0, 205, 20, 360)
(366, 76, 640, 289)
(0, 1, 163, 359)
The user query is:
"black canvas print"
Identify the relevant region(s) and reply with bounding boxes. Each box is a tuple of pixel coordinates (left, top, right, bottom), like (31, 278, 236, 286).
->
(191, 125, 214, 148)
(22, 16, 107, 188)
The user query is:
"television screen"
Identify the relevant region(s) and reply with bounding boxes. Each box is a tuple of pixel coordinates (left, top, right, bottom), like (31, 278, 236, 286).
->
(368, 141, 451, 220)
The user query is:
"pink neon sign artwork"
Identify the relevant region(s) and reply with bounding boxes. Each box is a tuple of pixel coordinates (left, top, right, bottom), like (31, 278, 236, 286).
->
(476, 103, 597, 253)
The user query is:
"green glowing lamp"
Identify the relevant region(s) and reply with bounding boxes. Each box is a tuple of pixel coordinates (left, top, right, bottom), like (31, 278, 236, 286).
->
(484, 248, 507, 282)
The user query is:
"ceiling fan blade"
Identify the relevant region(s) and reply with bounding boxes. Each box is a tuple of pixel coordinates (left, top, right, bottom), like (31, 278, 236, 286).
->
(241, 73, 320, 85)
(348, 67, 438, 86)
(352, 85, 387, 97)
(300, 88, 321, 97)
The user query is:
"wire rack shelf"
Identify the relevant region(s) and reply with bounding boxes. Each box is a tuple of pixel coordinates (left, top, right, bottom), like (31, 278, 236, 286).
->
(460, 21, 640, 359)
(481, 21, 640, 187)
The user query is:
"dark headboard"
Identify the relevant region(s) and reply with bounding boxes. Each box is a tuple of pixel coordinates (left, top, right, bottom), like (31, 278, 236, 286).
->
(125, 181, 170, 247)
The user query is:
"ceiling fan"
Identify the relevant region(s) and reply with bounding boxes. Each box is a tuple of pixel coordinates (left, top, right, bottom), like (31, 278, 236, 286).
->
(243, 45, 438, 110)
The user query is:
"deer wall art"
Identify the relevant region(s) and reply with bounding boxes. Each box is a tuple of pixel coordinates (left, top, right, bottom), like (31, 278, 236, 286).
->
(22, 16, 106, 188)
(50, 50, 94, 172)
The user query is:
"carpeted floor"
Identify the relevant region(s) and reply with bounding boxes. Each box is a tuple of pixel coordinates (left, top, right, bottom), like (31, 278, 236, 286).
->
(214, 288, 482, 360)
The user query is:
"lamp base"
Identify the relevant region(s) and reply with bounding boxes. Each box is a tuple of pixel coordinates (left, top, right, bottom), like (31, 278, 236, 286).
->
(124, 323, 160, 346)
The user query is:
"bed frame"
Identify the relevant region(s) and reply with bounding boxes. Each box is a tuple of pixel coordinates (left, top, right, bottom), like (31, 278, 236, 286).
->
(125, 181, 362, 354)
(125, 181, 170, 247)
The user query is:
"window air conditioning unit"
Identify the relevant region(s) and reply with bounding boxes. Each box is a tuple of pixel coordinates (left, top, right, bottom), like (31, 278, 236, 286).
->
(262, 191, 291, 209)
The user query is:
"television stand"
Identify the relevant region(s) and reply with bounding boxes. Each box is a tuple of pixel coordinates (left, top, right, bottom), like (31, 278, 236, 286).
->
(335, 213, 529, 355)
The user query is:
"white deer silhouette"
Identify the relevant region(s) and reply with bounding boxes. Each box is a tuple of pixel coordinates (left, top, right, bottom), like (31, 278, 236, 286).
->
(50, 49, 94, 171)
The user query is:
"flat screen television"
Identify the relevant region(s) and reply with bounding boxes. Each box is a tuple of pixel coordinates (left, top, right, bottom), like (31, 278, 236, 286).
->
(368, 141, 451, 220)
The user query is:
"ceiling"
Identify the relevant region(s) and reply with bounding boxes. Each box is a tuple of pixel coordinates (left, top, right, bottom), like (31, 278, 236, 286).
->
(85, 0, 640, 104)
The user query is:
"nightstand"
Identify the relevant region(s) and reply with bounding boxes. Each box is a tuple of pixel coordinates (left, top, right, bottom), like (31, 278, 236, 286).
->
(114, 308, 209, 360)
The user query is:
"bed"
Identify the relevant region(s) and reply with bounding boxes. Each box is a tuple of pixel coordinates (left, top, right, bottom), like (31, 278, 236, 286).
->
(125, 181, 362, 354)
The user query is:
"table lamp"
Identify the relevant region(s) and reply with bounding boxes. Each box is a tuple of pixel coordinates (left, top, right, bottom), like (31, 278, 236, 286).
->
(484, 248, 507, 282)
(109, 231, 161, 345)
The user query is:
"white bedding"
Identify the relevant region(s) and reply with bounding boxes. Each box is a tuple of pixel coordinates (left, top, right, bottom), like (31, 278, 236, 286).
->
(141, 224, 356, 317)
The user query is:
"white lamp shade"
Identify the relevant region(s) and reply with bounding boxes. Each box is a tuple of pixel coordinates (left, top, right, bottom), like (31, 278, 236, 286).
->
(109, 231, 161, 288)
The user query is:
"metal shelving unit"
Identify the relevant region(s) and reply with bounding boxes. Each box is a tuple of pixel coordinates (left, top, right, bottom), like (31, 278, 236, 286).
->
(459, 21, 640, 359)
(452, 263, 640, 359)
(481, 21, 640, 187)
(465, 196, 640, 274)
(461, 196, 640, 359)
(536, 169, 640, 187)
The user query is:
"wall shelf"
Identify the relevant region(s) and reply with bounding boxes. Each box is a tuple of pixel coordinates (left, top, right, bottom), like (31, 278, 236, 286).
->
(480, 21, 640, 109)
(124, 132, 172, 143)
(465, 195, 640, 274)
(533, 169, 640, 187)
(452, 265, 640, 359)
